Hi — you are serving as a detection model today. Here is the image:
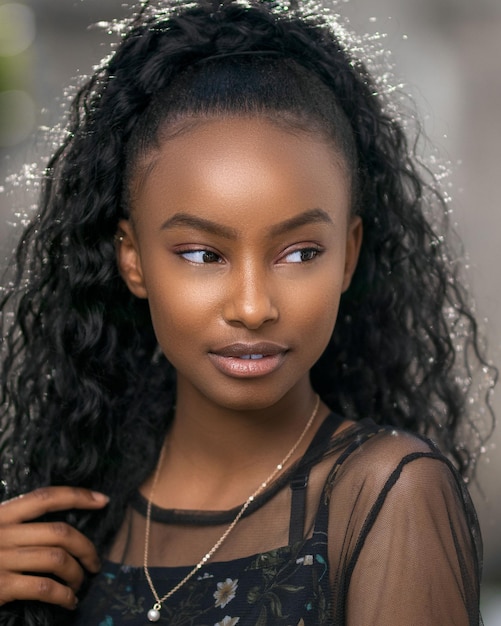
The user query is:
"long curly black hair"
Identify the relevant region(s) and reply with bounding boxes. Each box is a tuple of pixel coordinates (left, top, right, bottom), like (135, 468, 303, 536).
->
(0, 0, 496, 623)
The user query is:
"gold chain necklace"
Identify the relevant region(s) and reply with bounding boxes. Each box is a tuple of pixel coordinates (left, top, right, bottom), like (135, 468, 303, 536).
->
(143, 395, 320, 622)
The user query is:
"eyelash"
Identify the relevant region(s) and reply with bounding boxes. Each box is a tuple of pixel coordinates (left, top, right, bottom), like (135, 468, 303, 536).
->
(283, 247, 322, 263)
(178, 249, 223, 264)
(176, 246, 323, 265)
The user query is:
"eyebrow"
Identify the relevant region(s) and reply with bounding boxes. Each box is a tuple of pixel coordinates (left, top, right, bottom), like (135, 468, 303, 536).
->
(269, 208, 333, 236)
(160, 207, 333, 239)
(160, 214, 238, 239)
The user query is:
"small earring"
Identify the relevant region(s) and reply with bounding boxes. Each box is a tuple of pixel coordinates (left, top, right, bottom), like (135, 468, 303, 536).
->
(114, 233, 125, 243)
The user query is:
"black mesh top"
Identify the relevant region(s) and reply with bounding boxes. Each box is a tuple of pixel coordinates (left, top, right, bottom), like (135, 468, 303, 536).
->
(73, 413, 482, 625)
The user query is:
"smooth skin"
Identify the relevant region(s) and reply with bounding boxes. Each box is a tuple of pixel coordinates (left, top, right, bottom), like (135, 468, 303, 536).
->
(0, 116, 362, 608)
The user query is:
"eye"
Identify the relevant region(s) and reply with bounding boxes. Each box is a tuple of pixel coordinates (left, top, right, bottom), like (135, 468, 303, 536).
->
(283, 247, 322, 263)
(179, 249, 222, 264)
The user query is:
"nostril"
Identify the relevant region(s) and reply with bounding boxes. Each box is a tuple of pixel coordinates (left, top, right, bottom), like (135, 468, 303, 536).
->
(222, 280, 279, 328)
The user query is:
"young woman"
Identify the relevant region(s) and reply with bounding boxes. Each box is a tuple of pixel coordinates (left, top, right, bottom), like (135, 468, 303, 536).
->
(0, 0, 494, 624)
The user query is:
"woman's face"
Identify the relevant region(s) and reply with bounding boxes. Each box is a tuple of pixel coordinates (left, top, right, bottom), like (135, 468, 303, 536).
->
(118, 117, 362, 412)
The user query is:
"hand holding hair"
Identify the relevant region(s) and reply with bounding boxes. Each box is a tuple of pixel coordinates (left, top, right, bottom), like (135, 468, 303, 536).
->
(0, 487, 109, 610)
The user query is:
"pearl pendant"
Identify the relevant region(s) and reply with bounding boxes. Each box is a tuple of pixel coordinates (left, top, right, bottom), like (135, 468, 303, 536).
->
(147, 607, 161, 622)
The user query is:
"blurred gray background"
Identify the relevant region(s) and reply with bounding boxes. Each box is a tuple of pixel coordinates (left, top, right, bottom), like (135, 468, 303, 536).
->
(0, 0, 500, 619)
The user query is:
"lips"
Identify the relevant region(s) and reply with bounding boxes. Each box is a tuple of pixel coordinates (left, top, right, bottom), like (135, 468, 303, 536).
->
(208, 342, 288, 378)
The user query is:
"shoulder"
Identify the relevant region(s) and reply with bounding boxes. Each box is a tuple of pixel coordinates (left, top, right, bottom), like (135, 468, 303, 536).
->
(328, 421, 467, 510)
(341, 420, 448, 469)
(326, 422, 480, 562)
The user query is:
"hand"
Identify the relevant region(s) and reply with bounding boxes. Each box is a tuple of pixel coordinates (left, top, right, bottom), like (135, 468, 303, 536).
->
(0, 486, 109, 610)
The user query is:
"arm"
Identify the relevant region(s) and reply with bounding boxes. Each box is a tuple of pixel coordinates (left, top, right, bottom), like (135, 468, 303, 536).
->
(327, 430, 482, 625)
(345, 453, 481, 625)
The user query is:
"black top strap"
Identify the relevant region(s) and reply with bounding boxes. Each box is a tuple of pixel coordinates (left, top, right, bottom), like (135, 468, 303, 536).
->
(288, 471, 310, 544)
(288, 412, 346, 545)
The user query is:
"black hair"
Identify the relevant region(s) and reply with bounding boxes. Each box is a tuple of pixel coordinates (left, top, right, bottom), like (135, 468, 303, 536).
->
(0, 0, 496, 623)
(124, 55, 359, 208)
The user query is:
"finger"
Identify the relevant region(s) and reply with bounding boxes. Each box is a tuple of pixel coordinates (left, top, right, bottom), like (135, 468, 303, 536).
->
(0, 546, 85, 592)
(0, 571, 78, 610)
(1, 521, 101, 573)
(0, 487, 109, 524)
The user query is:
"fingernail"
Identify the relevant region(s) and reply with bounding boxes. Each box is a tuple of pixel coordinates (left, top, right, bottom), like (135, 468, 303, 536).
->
(91, 491, 110, 503)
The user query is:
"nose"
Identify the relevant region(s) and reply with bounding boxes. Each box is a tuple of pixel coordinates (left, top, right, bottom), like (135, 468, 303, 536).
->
(222, 263, 279, 329)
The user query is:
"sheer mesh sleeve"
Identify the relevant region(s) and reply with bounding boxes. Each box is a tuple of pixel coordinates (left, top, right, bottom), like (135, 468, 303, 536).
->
(327, 430, 482, 625)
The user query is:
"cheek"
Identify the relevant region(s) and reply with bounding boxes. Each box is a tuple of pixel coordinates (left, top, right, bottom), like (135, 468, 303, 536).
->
(286, 265, 344, 346)
(142, 265, 221, 352)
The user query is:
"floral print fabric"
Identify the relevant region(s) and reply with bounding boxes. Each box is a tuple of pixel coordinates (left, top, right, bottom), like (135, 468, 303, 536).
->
(74, 538, 331, 626)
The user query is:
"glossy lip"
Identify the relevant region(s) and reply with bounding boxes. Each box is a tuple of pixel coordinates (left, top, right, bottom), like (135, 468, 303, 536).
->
(208, 342, 288, 378)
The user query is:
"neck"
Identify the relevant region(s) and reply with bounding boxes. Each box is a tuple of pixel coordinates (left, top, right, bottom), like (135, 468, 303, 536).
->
(143, 384, 327, 511)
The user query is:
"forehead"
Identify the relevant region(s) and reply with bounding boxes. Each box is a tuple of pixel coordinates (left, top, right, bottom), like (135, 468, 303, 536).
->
(130, 116, 351, 229)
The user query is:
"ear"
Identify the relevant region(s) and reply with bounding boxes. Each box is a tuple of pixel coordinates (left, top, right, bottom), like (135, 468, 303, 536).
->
(342, 216, 363, 293)
(116, 219, 148, 299)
